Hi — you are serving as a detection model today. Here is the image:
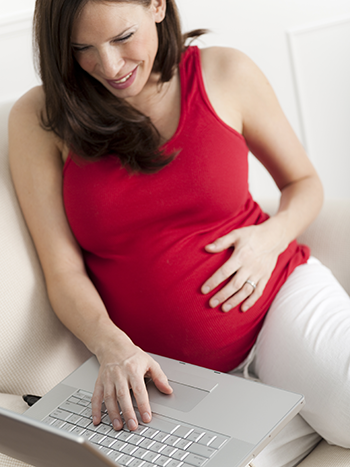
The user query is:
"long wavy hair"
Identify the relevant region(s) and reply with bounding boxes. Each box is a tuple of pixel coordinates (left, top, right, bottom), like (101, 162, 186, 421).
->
(33, 0, 206, 173)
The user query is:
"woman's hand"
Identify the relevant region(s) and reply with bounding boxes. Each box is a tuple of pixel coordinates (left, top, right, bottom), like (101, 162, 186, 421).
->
(91, 342, 173, 431)
(201, 219, 288, 312)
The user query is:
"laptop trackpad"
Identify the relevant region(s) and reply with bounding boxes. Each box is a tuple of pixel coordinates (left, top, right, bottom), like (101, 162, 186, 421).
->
(146, 380, 208, 413)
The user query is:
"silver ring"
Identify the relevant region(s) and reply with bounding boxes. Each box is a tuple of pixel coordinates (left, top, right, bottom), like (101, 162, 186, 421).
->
(245, 280, 257, 291)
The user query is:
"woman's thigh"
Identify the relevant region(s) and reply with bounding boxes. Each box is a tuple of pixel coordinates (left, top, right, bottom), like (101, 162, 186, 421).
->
(250, 257, 350, 448)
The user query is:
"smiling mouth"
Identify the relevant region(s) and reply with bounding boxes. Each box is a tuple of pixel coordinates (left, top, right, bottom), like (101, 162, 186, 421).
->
(113, 70, 133, 84)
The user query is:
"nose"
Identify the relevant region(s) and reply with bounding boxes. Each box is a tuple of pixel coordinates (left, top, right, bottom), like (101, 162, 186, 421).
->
(96, 47, 125, 79)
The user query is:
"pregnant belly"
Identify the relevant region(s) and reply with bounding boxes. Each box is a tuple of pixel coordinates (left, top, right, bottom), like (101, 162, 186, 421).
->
(84, 232, 268, 372)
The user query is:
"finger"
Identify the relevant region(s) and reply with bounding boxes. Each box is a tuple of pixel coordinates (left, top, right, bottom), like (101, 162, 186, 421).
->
(241, 279, 267, 312)
(91, 383, 104, 425)
(202, 257, 241, 296)
(220, 281, 259, 312)
(205, 265, 246, 306)
(103, 382, 124, 431)
(114, 381, 139, 431)
(205, 231, 237, 253)
(128, 375, 152, 424)
(147, 360, 173, 395)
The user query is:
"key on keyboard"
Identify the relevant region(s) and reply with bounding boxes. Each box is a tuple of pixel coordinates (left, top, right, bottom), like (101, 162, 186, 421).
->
(42, 390, 229, 466)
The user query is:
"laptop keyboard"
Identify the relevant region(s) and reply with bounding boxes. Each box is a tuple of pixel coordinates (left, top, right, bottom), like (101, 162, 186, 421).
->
(42, 390, 229, 467)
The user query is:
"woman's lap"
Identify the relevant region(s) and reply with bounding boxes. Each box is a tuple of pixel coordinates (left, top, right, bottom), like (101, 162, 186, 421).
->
(238, 257, 350, 466)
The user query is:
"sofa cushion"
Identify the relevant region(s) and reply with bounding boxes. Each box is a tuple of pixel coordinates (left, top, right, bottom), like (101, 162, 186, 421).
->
(298, 440, 350, 467)
(0, 454, 30, 467)
(0, 394, 27, 414)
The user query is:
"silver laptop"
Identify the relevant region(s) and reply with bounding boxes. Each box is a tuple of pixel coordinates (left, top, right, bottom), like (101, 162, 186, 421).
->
(0, 353, 304, 467)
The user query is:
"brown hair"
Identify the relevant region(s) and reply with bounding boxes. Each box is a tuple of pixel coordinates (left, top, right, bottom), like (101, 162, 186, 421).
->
(33, 0, 206, 173)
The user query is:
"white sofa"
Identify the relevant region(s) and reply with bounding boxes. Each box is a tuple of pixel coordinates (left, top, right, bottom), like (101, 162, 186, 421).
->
(1, 98, 350, 467)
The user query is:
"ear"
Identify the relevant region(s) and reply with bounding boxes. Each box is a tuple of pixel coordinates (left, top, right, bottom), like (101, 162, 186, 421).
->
(152, 0, 166, 24)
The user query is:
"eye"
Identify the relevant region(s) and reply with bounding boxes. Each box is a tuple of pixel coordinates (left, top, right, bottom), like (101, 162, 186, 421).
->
(72, 45, 90, 53)
(114, 32, 134, 43)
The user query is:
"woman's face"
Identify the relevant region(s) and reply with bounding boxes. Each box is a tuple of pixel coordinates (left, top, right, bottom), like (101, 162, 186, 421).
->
(71, 0, 166, 101)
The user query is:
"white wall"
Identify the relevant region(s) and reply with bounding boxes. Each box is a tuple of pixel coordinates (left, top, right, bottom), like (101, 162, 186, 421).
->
(0, 5, 38, 102)
(1, 0, 350, 200)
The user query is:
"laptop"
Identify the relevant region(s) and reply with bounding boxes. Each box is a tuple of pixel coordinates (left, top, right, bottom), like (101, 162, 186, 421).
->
(0, 353, 304, 467)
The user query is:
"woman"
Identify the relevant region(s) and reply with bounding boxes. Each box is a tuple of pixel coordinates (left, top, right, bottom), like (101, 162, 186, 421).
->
(8, 0, 350, 465)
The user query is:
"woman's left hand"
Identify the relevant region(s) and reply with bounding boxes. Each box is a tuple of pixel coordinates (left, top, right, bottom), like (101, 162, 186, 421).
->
(201, 220, 287, 312)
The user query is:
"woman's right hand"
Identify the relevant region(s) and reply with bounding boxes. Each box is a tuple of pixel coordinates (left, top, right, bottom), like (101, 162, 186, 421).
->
(91, 343, 173, 431)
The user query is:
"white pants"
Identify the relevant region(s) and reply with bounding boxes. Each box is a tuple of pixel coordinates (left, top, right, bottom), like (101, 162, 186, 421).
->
(235, 257, 350, 467)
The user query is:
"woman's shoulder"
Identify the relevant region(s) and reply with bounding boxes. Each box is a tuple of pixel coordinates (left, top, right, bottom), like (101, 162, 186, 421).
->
(10, 86, 48, 139)
(200, 46, 247, 64)
(197, 47, 263, 133)
(10, 85, 45, 120)
(199, 46, 277, 125)
(9, 85, 65, 156)
(199, 46, 265, 90)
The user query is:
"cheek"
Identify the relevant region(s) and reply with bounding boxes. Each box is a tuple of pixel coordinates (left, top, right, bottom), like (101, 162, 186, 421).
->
(75, 54, 96, 74)
(132, 34, 158, 64)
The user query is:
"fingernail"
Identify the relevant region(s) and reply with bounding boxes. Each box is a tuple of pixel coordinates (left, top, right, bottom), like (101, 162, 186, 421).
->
(93, 416, 99, 425)
(207, 243, 216, 250)
(241, 305, 249, 313)
(113, 419, 123, 430)
(223, 303, 232, 312)
(210, 299, 219, 308)
(202, 286, 210, 294)
(142, 412, 151, 423)
(127, 419, 137, 431)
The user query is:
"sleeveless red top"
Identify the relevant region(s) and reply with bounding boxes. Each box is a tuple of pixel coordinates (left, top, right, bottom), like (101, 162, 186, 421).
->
(63, 46, 309, 372)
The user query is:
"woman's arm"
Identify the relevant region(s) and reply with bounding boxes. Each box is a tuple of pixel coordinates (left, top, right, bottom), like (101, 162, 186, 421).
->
(8, 87, 172, 430)
(200, 47, 323, 311)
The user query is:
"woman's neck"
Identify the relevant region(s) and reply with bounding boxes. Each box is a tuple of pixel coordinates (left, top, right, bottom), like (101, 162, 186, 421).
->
(127, 70, 181, 144)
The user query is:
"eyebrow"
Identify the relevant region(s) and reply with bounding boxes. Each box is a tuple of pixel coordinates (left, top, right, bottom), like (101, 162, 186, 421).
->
(71, 27, 135, 47)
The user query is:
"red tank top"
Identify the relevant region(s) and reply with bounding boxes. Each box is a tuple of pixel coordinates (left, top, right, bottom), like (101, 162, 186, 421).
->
(63, 46, 309, 372)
